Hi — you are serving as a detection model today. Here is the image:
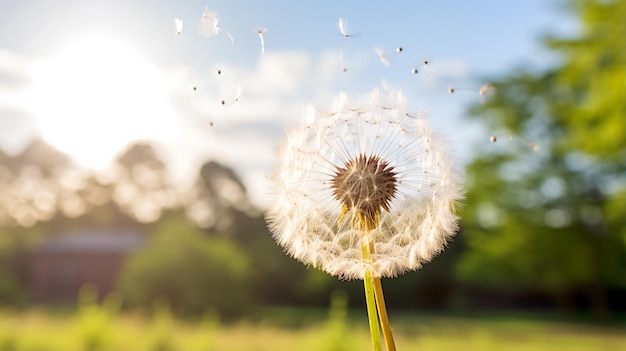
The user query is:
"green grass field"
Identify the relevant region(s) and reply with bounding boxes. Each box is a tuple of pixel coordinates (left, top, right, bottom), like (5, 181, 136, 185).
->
(0, 306, 624, 351)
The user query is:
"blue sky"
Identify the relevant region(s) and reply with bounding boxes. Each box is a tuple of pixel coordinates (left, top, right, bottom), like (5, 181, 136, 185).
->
(0, 0, 574, 206)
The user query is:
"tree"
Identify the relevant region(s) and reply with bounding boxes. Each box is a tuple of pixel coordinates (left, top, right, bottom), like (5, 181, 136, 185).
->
(112, 142, 178, 223)
(119, 218, 252, 317)
(457, 0, 626, 317)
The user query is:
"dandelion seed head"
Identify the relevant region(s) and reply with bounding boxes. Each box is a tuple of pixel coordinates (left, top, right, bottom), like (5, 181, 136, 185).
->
(266, 89, 464, 280)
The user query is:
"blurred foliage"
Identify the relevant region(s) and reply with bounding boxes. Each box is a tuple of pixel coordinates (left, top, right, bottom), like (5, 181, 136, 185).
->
(76, 285, 120, 351)
(1, 306, 623, 351)
(0, 227, 39, 307)
(457, 0, 626, 316)
(119, 217, 252, 317)
(323, 290, 350, 351)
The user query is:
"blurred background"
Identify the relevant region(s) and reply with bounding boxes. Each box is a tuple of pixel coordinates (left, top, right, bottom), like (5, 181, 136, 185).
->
(0, 0, 624, 350)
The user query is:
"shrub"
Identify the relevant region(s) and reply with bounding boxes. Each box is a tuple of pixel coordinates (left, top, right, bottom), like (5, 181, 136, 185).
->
(120, 220, 251, 317)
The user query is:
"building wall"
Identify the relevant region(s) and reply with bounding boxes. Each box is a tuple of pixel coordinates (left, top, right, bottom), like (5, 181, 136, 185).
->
(31, 252, 128, 302)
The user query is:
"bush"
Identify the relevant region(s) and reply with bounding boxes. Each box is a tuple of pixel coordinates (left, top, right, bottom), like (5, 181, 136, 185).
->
(120, 220, 251, 317)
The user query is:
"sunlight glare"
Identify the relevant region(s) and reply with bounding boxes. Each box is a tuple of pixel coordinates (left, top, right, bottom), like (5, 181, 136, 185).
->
(27, 35, 177, 170)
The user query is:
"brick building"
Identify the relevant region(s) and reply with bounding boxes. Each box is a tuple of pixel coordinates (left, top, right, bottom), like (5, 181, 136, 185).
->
(30, 230, 144, 302)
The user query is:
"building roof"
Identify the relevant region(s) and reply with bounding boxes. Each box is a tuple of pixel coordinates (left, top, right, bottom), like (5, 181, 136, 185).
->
(35, 230, 145, 254)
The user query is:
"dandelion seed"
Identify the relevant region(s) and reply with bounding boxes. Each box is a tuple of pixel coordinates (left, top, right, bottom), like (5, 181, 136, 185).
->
(448, 87, 455, 94)
(266, 89, 464, 280)
(255, 28, 268, 55)
(337, 17, 358, 64)
(199, 8, 234, 44)
(479, 83, 495, 96)
(173, 17, 184, 36)
(338, 17, 358, 39)
(216, 68, 222, 76)
(490, 133, 540, 152)
(411, 68, 419, 75)
(375, 47, 390, 67)
(221, 84, 251, 115)
(449, 83, 495, 97)
(342, 66, 348, 73)
(414, 59, 433, 77)
(396, 47, 403, 53)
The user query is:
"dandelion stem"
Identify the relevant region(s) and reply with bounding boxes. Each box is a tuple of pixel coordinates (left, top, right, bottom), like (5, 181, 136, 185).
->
(361, 244, 382, 351)
(373, 277, 396, 351)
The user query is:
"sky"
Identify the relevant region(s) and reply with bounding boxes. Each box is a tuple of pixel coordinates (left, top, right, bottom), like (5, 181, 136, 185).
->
(0, 0, 575, 207)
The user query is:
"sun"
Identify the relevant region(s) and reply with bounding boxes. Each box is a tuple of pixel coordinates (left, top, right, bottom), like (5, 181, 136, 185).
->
(26, 34, 177, 170)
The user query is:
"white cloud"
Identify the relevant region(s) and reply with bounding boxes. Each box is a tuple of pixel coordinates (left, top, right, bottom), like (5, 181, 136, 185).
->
(163, 49, 353, 208)
(0, 50, 39, 154)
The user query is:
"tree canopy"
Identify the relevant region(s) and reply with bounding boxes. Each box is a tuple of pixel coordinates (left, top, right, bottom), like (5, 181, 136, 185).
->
(457, 0, 626, 315)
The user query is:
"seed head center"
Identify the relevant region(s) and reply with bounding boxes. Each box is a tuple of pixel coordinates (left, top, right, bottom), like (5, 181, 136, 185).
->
(331, 154, 397, 218)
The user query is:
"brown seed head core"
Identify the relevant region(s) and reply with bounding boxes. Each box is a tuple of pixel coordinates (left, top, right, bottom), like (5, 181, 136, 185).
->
(331, 154, 397, 227)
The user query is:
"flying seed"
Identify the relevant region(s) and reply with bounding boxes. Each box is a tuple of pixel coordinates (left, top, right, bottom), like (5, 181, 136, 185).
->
(173, 18, 184, 36)
(256, 28, 268, 55)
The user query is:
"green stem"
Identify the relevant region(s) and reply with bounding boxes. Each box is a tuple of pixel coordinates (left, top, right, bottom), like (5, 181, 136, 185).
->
(364, 270, 382, 351)
(373, 277, 396, 351)
(360, 235, 382, 351)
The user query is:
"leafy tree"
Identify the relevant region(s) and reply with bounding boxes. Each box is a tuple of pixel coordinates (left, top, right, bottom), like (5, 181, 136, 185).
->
(457, 0, 625, 317)
(113, 142, 177, 223)
(119, 218, 252, 317)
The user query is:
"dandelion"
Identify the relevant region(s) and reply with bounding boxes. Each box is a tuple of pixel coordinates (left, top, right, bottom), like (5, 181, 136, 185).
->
(199, 8, 234, 44)
(266, 89, 464, 351)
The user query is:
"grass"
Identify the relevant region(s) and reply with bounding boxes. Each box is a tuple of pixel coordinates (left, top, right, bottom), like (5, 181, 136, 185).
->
(0, 305, 624, 351)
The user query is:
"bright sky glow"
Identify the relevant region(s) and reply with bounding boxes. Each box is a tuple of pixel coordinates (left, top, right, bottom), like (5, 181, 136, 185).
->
(25, 35, 178, 170)
(0, 0, 574, 207)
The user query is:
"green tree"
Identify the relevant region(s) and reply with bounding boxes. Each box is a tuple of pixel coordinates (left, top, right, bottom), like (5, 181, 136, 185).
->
(120, 218, 252, 317)
(457, 0, 625, 317)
